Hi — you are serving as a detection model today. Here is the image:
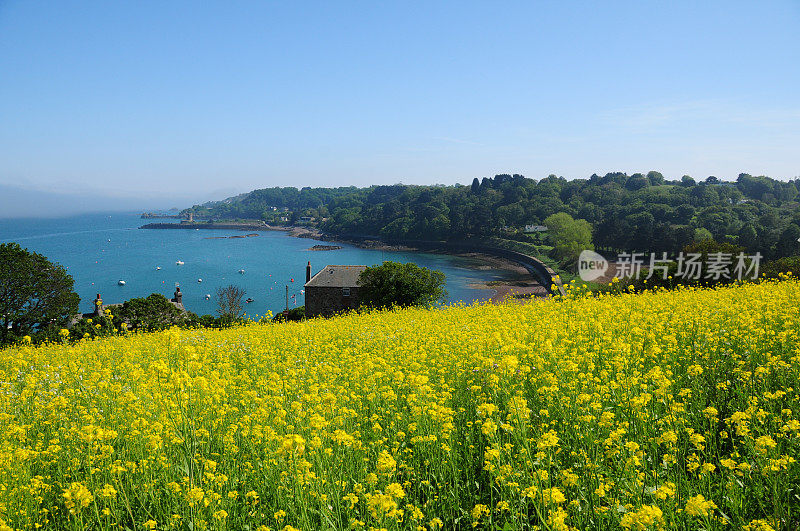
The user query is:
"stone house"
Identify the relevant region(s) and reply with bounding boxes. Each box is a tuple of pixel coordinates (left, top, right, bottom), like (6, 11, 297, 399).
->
(304, 264, 367, 317)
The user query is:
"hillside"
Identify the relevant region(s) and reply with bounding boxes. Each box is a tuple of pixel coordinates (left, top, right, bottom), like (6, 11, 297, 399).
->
(2, 281, 799, 529)
(183, 173, 800, 261)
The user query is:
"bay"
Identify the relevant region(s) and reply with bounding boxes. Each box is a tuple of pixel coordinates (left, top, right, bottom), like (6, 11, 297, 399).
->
(0, 213, 504, 317)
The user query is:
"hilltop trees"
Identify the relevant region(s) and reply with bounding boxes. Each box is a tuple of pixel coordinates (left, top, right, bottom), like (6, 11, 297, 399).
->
(186, 172, 800, 262)
(0, 243, 79, 344)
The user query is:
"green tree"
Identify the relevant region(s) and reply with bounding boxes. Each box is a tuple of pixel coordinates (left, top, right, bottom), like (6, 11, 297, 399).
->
(737, 224, 759, 251)
(359, 261, 446, 309)
(471, 178, 480, 194)
(114, 293, 193, 332)
(776, 224, 800, 258)
(543, 213, 594, 269)
(647, 170, 665, 186)
(0, 242, 79, 344)
(693, 227, 714, 241)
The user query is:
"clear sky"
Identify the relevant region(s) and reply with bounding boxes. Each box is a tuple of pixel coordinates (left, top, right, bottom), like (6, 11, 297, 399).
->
(1, 0, 798, 209)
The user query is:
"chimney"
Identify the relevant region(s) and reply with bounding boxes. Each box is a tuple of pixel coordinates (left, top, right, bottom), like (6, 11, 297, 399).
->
(93, 293, 104, 317)
(306, 261, 312, 283)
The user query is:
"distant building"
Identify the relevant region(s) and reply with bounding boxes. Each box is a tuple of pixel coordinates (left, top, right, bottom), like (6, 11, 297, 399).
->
(304, 264, 367, 317)
(524, 224, 548, 233)
(171, 287, 185, 310)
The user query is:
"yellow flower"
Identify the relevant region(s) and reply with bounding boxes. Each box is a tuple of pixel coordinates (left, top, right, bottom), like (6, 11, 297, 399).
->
(471, 504, 489, 521)
(744, 519, 777, 531)
(621, 505, 664, 530)
(537, 430, 559, 450)
(684, 494, 717, 517)
(376, 450, 397, 475)
(62, 482, 93, 514)
(386, 483, 406, 499)
(654, 482, 675, 500)
(97, 484, 117, 498)
(755, 435, 777, 453)
(542, 487, 566, 505)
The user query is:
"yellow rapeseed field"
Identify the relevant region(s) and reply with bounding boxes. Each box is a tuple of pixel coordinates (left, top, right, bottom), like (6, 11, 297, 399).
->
(1, 280, 799, 530)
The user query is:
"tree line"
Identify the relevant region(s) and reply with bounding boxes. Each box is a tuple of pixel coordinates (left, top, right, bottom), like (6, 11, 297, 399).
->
(186, 172, 800, 262)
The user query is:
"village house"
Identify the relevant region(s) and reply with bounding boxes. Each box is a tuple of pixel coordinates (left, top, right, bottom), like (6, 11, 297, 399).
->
(304, 263, 366, 317)
(524, 224, 548, 233)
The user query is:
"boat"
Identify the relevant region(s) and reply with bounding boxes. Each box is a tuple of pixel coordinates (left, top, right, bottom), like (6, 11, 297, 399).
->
(156, 266, 161, 270)
(205, 294, 211, 299)
(176, 261, 185, 266)
(118, 280, 126, 286)
(246, 297, 254, 303)
(197, 278, 203, 283)
(238, 269, 245, 274)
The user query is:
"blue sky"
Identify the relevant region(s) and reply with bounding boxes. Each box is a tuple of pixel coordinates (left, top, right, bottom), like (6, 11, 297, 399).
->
(1, 1, 798, 208)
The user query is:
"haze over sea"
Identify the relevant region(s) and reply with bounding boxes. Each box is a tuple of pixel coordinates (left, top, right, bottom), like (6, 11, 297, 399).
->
(0, 213, 500, 316)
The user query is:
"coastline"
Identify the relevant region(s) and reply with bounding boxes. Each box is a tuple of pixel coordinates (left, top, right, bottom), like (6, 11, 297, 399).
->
(296, 228, 551, 303)
(138, 222, 551, 303)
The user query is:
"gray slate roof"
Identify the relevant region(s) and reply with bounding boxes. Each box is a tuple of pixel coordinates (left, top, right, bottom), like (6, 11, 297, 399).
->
(305, 265, 367, 288)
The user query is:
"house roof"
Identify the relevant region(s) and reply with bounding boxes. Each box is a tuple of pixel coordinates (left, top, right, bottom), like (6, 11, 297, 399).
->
(305, 265, 367, 288)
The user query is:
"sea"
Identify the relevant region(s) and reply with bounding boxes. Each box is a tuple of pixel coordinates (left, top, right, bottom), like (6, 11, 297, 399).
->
(0, 212, 506, 317)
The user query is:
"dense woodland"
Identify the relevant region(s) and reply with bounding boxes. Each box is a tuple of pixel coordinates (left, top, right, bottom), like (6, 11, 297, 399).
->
(185, 172, 800, 261)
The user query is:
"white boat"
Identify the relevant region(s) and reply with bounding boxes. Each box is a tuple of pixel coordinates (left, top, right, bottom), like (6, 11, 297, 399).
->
(176, 261, 185, 266)
(238, 269, 245, 274)
(205, 294, 211, 299)
(156, 266, 161, 270)
(118, 280, 126, 286)
(197, 278, 203, 283)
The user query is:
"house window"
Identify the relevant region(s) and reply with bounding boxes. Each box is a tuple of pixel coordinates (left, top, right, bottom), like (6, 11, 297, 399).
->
(342, 287, 351, 297)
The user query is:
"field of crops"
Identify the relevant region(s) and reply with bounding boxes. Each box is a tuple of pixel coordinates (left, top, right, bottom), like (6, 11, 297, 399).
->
(1, 280, 799, 530)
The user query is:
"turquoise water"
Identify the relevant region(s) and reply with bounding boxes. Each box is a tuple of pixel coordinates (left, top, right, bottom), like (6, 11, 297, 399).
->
(0, 213, 503, 316)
